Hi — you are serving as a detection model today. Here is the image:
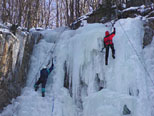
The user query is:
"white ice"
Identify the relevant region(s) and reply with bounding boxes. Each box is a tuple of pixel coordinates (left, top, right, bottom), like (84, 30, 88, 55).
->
(0, 17, 152, 116)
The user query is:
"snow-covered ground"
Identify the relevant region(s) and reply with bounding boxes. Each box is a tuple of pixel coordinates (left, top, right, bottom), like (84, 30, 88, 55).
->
(0, 17, 153, 116)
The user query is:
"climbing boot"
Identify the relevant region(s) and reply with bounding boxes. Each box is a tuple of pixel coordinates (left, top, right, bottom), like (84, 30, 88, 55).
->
(112, 55, 115, 59)
(42, 88, 45, 97)
(42, 92, 45, 97)
(34, 85, 39, 91)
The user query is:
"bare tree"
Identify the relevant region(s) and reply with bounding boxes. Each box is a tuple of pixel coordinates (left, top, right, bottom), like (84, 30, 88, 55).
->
(56, 0, 59, 27)
(2, 0, 7, 23)
(0, 0, 150, 29)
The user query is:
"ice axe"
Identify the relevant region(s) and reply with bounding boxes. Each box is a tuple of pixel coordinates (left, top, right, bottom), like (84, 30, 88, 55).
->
(100, 47, 105, 52)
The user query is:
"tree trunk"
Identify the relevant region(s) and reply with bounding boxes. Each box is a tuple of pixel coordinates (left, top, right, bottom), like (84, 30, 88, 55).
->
(2, 0, 7, 23)
(65, 0, 70, 26)
(56, 0, 59, 27)
(70, 0, 74, 24)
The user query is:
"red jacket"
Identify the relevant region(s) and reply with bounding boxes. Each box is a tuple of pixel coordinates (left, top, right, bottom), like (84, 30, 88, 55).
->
(104, 29, 115, 46)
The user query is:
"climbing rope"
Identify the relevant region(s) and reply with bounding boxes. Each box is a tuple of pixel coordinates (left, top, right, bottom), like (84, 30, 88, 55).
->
(118, 20, 154, 86)
(52, 95, 55, 113)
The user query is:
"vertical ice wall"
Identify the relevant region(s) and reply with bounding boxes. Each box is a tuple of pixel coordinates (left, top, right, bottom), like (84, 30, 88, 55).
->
(0, 18, 151, 116)
(52, 17, 150, 116)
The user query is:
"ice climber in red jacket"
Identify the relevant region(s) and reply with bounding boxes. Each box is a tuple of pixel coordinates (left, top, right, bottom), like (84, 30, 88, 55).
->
(104, 27, 116, 65)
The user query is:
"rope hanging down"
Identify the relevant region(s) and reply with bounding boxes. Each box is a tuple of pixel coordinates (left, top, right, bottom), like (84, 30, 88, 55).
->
(118, 20, 154, 86)
(50, 94, 55, 116)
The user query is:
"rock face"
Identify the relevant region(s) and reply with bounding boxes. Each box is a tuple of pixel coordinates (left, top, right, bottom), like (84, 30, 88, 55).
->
(71, 3, 154, 30)
(126, 0, 144, 7)
(71, 3, 154, 48)
(143, 15, 154, 48)
(0, 28, 37, 111)
(71, 5, 116, 29)
(87, 7, 116, 24)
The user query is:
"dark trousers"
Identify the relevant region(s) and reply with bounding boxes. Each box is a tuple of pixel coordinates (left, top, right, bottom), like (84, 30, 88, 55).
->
(105, 44, 115, 65)
(35, 78, 47, 90)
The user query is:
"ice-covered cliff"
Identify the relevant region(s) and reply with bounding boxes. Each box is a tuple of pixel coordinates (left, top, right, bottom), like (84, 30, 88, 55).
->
(0, 25, 41, 111)
(0, 17, 153, 116)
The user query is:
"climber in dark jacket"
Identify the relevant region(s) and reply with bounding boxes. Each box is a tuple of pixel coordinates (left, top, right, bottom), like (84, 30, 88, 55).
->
(104, 27, 116, 65)
(34, 61, 54, 97)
